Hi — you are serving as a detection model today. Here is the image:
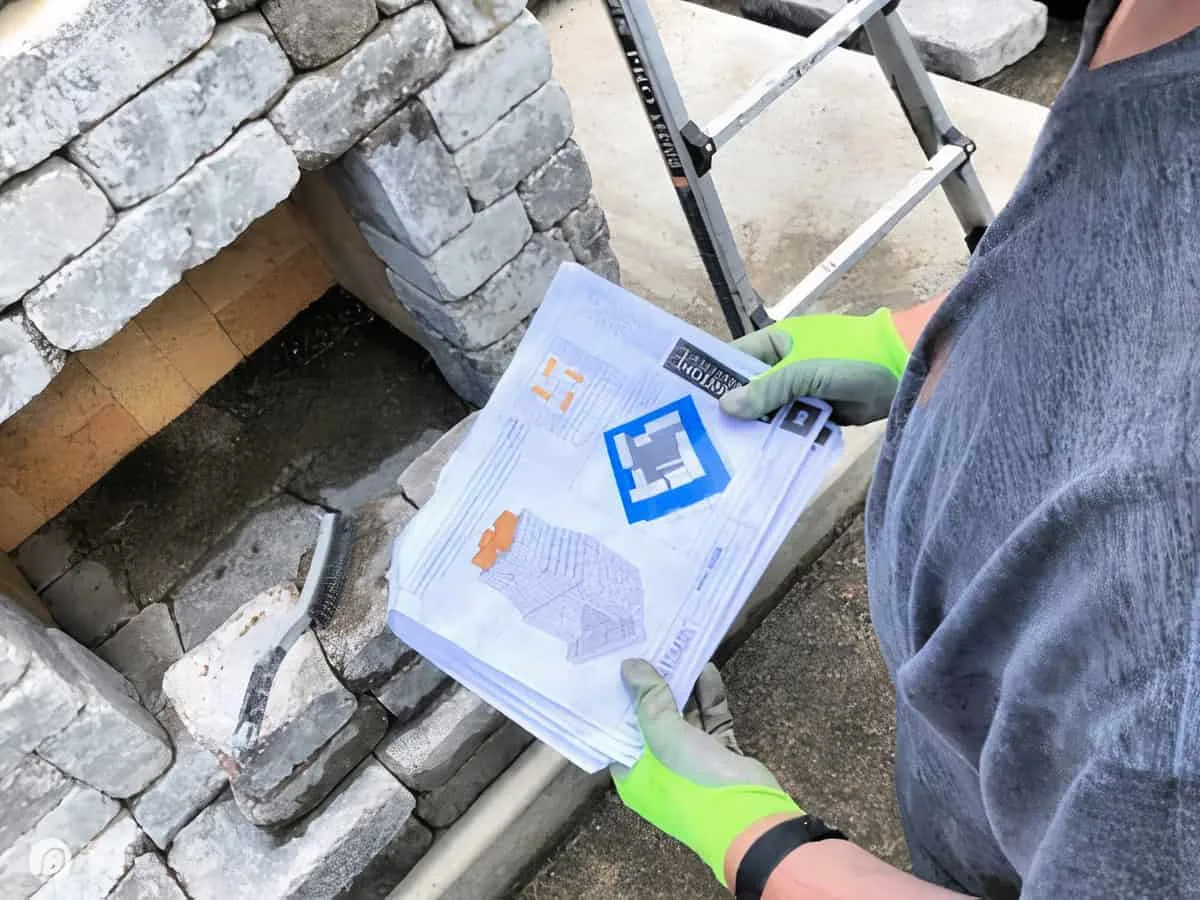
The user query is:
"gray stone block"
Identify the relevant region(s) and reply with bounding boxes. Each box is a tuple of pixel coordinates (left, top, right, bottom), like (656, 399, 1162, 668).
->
(68, 13, 293, 208)
(0, 629, 84, 760)
(207, 0, 261, 17)
(586, 248, 622, 285)
(0, 310, 65, 426)
(262, 0, 379, 70)
(0, 158, 114, 309)
(433, 0, 523, 44)
(315, 494, 418, 691)
(454, 81, 572, 207)
(42, 559, 138, 648)
(169, 760, 432, 899)
(0, 784, 120, 898)
(29, 812, 148, 900)
(740, 0, 1047, 83)
(108, 854, 188, 900)
(0, 0, 215, 183)
(0, 601, 34, 692)
(96, 603, 183, 714)
(420, 11, 551, 151)
(171, 497, 322, 651)
(388, 231, 569, 351)
(373, 656, 449, 724)
(130, 709, 226, 851)
(234, 697, 389, 827)
(268, 6, 452, 169)
(518, 141, 592, 231)
(37, 631, 173, 799)
(0, 755, 73, 855)
(336, 101, 473, 256)
(374, 684, 505, 791)
(162, 583, 357, 798)
(417, 720, 533, 827)
(559, 196, 609, 261)
(378, 0, 421, 12)
(423, 319, 527, 407)
(397, 412, 477, 507)
(25, 121, 299, 352)
(13, 524, 79, 594)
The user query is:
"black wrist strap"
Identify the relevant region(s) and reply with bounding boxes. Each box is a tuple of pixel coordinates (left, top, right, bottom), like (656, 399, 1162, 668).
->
(733, 815, 847, 900)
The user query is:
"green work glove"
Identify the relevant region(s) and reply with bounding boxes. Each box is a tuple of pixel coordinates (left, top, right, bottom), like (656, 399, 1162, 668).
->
(612, 660, 801, 885)
(719, 308, 910, 425)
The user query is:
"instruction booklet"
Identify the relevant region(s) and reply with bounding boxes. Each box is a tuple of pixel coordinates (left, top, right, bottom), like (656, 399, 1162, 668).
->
(387, 263, 841, 771)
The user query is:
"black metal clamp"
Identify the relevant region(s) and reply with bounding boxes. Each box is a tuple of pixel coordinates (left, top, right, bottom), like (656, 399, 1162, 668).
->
(680, 121, 717, 177)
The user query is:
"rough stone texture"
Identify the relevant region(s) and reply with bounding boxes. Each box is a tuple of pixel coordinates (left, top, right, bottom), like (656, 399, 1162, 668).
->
(0, 158, 114, 308)
(375, 684, 505, 791)
(108, 853, 188, 900)
(585, 249, 622, 285)
(13, 524, 78, 593)
(234, 697, 389, 827)
(388, 231, 569, 350)
(36, 630, 172, 799)
(0, 785, 120, 899)
(130, 709, 226, 851)
(373, 655, 449, 724)
(559, 196, 609, 262)
(417, 719, 532, 827)
(96, 603, 183, 713)
(519, 141, 592, 231)
(0, 310, 65, 424)
(0, 755, 73, 854)
(261, 0, 379, 70)
(268, 5, 452, 168)
(739, 0, 1048, 83)
(397, 412, 477, 507)
(315, 493, 418, 691)
(68, 13, 293, 208)
(171, 497, 322, 651)
(162, 583, 357, 797)
(433, 0, 523, 45)
(207, 0, 260, 17)
(378, 0, 421, 12)
(0, 602, 33, 693)
(0, 0, 215, 182)
(335, 102, 473, 256)
(29, 812, 147, 900)
(420, 11, 551, 151)
(454, 81, 573, 206)
(423, 319, 527, 407)
(170, 760, 432, 899)
(25, 121, 299, 351)
(0, 625, 84, 761)
(41, 559, 138, 648)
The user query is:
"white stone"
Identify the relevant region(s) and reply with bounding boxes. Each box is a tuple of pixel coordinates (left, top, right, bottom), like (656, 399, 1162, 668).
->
(25, 121, 299, 351)
(108, 854, 188, 900)
(0, 0, 215, 182)
(315, 494, 418, 691)
(518, 140, 592, 230)
(0, 310, 65, 424)
(397, 413, 477, 507)
(130, 709, 226, 851)
(422, 319, 526, 407)
(0, 158, 114, 308)
(0, 784, 120, 899)
(454, 81, 573, 207)
(374, 684, 505, 791)
(30, 812, 147, 900)
(420, 11, 551, 151)
(36, 631, 172, 799)
(162, 583, 357, 798)
(433, 0, 523, 45)
(0, 755, 73, 855)
(389, 231, 570, 350)
(268, 6, 452, 169)
(0, 600, 34, 692)
(335, 102, 472, 256)
(68, 13, 293, 208)
(41, 559, 138, 648)
(0, 629, 84, 760)
(262, 0, 379, 70)
(373, 656, 448, 724)
(378, 0, 420, 12)
(169, 760, 432, 899)
(96, 603, 183, 713)
(740, 0, 1047, 83)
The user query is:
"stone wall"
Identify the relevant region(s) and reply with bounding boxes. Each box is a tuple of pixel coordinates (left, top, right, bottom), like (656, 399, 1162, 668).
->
(0, 0, 619, 422)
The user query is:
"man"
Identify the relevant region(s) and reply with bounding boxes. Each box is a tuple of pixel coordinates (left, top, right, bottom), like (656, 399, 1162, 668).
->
(611, 1, 1200, 896)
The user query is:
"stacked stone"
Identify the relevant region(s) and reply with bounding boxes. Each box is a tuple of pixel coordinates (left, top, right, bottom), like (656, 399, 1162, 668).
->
(325, 7, 619, 406)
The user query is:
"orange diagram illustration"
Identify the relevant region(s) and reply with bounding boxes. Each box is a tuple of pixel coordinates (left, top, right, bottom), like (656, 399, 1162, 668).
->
(530, 354, 584, 413)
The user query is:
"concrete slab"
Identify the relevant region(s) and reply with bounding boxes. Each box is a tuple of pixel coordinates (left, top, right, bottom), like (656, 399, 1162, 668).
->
(543, 0, 1048, 337)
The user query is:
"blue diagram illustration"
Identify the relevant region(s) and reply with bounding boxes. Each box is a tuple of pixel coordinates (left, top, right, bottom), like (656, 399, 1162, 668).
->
(603, 395, 731, 524)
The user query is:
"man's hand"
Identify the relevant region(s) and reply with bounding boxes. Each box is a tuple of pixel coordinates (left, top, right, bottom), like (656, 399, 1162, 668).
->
(719, 309, 911, 425)
(611, 660, 801, 885)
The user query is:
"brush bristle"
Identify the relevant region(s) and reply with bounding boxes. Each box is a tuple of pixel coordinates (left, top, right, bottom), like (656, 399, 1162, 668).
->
(310, 516, 356, 628)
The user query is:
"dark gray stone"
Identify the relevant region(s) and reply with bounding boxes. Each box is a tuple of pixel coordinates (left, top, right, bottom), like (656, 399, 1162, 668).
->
(422, 318, 527, 407)
(261, 0, 379, 70)
(41, 559, 138, 648)
(372, 655, 448, 724)
(417, 720, 533, 827)
(207, 0, 261, 17)
(96, 603, 183, 713)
